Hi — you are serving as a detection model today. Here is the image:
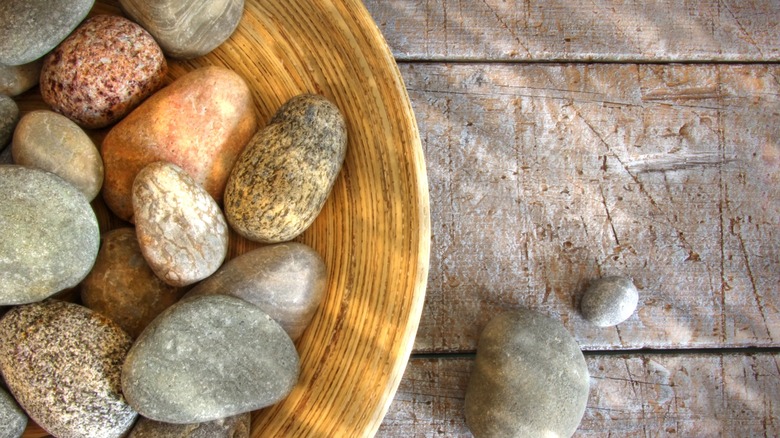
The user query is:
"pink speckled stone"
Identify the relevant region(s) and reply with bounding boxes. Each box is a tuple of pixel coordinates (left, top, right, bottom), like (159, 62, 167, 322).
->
(40, 15, 167, 129)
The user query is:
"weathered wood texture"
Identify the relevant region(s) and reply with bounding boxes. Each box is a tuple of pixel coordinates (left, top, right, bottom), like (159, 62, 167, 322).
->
(403, 62, 780, 353)
(378, 353, 780, 437)
(365, 0, 780, 62)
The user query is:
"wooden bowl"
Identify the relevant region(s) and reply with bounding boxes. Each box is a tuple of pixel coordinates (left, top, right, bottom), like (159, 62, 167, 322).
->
(19, 0, 430, 436)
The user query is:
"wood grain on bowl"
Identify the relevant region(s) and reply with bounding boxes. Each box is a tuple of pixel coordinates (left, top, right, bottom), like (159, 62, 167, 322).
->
(16, 0, 429, 436)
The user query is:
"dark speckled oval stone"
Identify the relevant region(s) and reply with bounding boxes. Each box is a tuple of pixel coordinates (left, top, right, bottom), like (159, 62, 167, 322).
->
(0, 386, 27, 438)
(224, 94, 347, 243)
(0, 300, 136, 438)
(0, 95, 18, 149)
(40, 15, 167, 129)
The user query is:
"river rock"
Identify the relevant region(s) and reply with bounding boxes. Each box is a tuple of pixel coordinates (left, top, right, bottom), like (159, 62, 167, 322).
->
(0, 96, 18, 149)
(580, 276, 639, 327)
(0, 165, 100, 305)
(128, 413, 250, 438)
(0, 387, 26, 438)
(0, 60, 42, 96)
(465, 309, 590, 438)
(101, 66, 256, 221)
(224, 94, 347, 243)
(81, 228, 186, 338)
(0, 146, 11, 164)
(120, 0, 245, 59)
(133, 162, 228, 287)
(12, 110, 104, 200)
(186, 242, 327, 340)
(0, 300, 136, 438)
(0, 0, 94, 66)
(40, 15, 167, 129)
(122, 295, 300, 424)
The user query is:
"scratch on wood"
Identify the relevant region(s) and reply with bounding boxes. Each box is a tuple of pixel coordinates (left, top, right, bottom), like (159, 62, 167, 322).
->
(734, 215, 773, 340)
(719, 0, 765, 57)
(479, 0, 532, 56)
(625, 152, 737, 174)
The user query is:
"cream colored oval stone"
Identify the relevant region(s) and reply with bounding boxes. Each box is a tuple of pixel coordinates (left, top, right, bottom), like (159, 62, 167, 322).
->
(101, 65, 257, 221)
(12, 110, 104, 200)
(133, 162, 228, 287)
(224, 94, 347, 243)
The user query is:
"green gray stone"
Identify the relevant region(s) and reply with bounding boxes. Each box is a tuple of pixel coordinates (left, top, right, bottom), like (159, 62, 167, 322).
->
(185, 242, 327, 340)
(0, 0, 95, 65)
(0, 300, 136, 438)
(0, 165, 100, 305)
(122, 295, 300, 424)
(0, 386, 26, 438)
(465, 309, 590, 438)
(0, 96, 18, 149)
(128, 413, 250, 438)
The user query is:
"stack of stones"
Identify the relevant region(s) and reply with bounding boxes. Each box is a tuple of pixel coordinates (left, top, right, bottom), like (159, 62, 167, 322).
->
(0, 1, 347, 437)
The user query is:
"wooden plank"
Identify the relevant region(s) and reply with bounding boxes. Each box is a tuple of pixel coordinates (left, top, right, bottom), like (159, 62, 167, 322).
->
(402, 62, 780, 352)
(378, 352, 780, 437)
(364, 0, 780, 62)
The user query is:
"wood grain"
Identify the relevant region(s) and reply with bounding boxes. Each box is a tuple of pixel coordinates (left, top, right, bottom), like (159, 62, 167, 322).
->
(403, 62, 780, 353)
(364, 0, 780, 62)
(379, 353, 780, 437)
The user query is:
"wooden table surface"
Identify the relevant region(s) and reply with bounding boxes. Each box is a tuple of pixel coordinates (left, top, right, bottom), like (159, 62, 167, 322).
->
(364, 1, 780, 436)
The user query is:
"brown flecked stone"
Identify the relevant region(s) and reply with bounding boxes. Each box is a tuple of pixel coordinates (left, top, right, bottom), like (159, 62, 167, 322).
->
(12, 110, 104, 200)
(128, 413, 250, 438)
(133, 162, 229, 287)
(101, 66, 256, 221)
(185, 242, 327, 340)
(0, 96, 18, 150)
(0, 300, 137, 438)
(40, 15, 167, 129)
(0, 59, 42, 96)
(119, 0, 245, 59)
(224, 94, 347, 243)
(81, 228, 186, 339)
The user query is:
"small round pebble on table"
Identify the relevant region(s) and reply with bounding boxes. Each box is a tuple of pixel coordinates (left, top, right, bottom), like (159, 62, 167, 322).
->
(580, 275, 639, 327)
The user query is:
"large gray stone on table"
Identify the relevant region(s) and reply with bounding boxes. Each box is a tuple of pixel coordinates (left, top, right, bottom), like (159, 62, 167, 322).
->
(185, 242, 327, 340)
(122, 294, 300, 424)
(0, 300, 136, 438)
(465, 309, 590, 438)
(119, 0, 245, 59)
(128, 412, 250, 438)
(0, 386, 26, 438)
(0, 0, 95, 66)
(0, 165, 100, 305)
